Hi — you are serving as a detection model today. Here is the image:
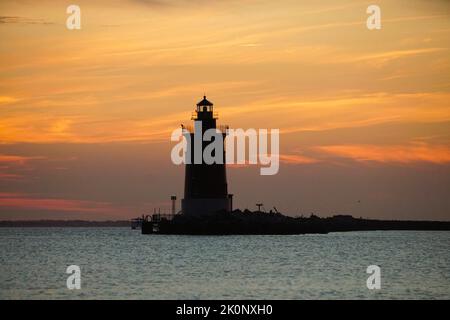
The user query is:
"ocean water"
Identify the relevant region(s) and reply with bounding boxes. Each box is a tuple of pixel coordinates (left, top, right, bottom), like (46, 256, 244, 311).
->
(0, 228, 449, 299)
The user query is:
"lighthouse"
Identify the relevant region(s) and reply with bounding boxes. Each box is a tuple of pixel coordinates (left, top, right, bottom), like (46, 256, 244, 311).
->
(181, 96, 232, 215)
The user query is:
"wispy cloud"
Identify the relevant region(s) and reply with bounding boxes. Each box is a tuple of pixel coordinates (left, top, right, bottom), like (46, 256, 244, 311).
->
(338, 48, 447, 65)
(0, 16, 54, 25)
(0, 96, 19, 104)
(279, 154, 320, 165)
(0, 154, 45, 180)
(0, 192, 128, 215)
(0, 172, 23, 179)
(0, 154, 45, 164)
(316, 143, 450, 164)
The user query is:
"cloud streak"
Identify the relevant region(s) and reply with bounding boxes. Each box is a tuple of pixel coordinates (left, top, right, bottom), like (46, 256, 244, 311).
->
(0, 16, 54, 25)
(0, 154, 45, 164)
(0, 192, 130, 215)
(316, 143, 450, 164)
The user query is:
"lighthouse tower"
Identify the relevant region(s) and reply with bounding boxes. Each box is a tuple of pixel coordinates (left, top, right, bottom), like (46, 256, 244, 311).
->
(181, 96, 232, 215)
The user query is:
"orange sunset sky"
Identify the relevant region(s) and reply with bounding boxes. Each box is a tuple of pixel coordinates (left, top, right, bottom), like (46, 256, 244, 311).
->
(1, 0, 449, 220)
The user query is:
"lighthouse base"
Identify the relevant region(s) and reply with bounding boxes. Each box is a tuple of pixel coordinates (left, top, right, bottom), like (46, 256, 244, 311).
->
(182, 198, 231, 216)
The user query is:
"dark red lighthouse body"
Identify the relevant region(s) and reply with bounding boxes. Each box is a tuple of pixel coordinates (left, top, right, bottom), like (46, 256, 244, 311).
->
(181, 96, 232, 215)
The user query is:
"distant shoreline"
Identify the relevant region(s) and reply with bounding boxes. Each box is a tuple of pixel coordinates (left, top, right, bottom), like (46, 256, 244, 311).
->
(0, 220, 130, 227)
(2, 216, 450, 230)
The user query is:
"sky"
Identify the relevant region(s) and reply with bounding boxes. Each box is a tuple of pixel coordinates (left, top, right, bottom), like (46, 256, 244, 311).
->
(0, 0, 449, 220)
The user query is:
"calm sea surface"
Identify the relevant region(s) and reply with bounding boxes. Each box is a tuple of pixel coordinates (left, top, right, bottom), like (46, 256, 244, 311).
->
(0, 228, 449, 299)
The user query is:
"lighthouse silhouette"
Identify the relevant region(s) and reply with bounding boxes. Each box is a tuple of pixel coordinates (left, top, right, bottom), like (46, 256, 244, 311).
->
(181, 96, 233, 215)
